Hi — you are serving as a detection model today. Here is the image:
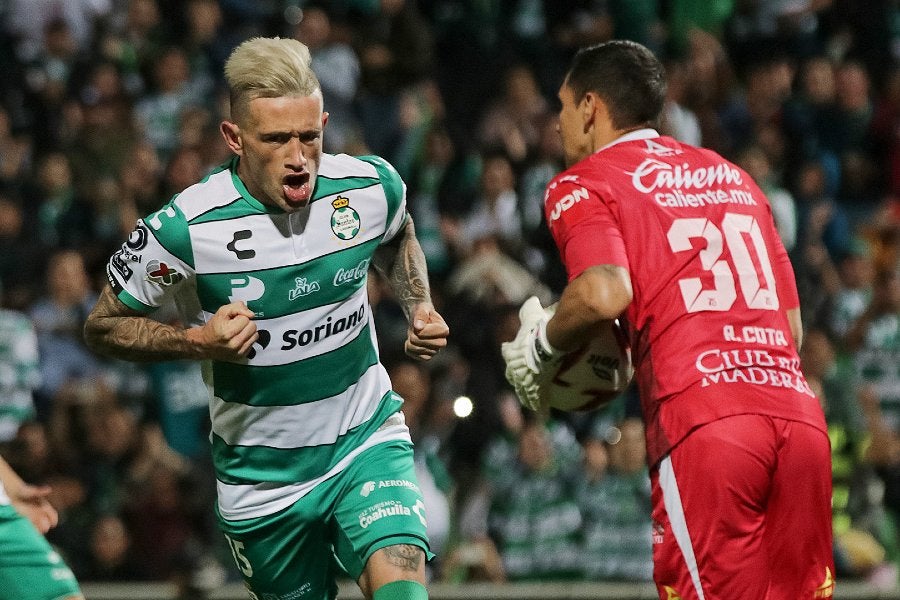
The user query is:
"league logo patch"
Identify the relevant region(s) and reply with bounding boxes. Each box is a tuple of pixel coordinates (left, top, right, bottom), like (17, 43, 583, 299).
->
(330, 196, 360, 240)
(146, 260, 184, 286)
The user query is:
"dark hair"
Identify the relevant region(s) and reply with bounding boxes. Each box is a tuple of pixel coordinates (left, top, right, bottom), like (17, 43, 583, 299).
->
(566, 40, 666, 130)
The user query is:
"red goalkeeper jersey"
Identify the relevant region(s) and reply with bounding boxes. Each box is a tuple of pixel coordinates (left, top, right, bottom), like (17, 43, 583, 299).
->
(544, 131, 826, 466)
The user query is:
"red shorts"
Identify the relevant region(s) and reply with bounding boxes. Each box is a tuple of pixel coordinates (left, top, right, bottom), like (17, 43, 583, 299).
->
(650, 414, 834, 600)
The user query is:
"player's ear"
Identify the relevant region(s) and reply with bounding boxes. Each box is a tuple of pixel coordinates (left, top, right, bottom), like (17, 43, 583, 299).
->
(220, 120, 243, 155)
(582, 92, 598, 133)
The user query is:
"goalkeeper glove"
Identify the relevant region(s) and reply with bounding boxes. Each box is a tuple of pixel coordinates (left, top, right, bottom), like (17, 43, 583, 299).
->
(501, 296, 560, 411)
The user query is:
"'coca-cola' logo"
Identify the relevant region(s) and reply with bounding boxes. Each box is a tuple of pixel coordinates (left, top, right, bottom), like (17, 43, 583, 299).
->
(334, 258, 370, 286)
(631, 158, 743, 194)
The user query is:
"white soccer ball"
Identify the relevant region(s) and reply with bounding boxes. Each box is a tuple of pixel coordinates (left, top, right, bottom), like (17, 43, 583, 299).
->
(540, 313, 634, 412)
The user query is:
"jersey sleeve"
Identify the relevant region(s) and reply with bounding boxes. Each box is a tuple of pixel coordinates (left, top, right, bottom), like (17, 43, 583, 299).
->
(358, 155, 409, 242)
(545, 176, 629, 281)
(106, 202, 195, 313)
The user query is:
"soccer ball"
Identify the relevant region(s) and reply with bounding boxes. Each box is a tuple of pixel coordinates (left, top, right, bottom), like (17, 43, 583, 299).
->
(540, 315, 633, 412)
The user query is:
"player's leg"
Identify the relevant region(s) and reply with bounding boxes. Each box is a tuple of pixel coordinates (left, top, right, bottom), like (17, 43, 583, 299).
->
(216, 498, 341, 600)
(651, 415, 776, 600)
(332, 439, 431, 600)
(0, 504, 83, 600)
(361, 545, 428, 599)
(763, 419, 834, 599)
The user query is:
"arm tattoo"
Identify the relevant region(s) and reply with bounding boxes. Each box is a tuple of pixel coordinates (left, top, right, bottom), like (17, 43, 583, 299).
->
(373, 216, 431, 320)
(382, 544, 423, 572)
(83, 286, 202, 362)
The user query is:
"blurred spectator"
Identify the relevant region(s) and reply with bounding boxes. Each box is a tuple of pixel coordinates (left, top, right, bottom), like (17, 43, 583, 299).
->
(576, 417, 653, 582)
(64, 75, 140, 207)
(350, 0, 433, 161)
(870, 66, 900, 197)
(133, 45, 211, 161)
(4, 0, 111, 62)
(79, 512, 146, 581)
(145, 358, 209, 462)
(420, 0, 506, 151)
(477, 63, 552, 166)
(20, 16, 83, 151)
(482, 415, 583, 581)
(449, 150, 524, 259)
(659, 57, 703, 146)
(791, 159, 851, 330)
(782, 55, 839, 172)
(118, 140, 165, 218)
(845, 267, 900, 432)
(801, 329, 895, 582)
(95, 0, 167, 97)
(293, 4, 362, 155)
(29, 151, 96, 250)
(830, 238, 875, 339)
(0, 280, 40, 443)
(0, 195, 45, 310)
(28, 249, 101, 415)
(445, 237, 553, 310)
(680, 29, 739, 155)
(180, 0, 239, 95)
(0, 105, 33, 190)
(736, 143, 798, 251)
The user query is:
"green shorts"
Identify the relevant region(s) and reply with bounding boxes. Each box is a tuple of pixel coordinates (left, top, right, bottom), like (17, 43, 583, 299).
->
(217, 439, 432, 600)
(0, 504, 81, 600)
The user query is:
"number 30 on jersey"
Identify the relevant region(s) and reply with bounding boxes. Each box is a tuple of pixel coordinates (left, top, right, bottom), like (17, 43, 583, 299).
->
(667, 212, 779, 313)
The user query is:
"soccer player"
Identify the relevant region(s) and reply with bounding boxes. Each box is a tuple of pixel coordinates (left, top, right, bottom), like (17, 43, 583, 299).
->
(83, 37, 449, 600)
(0, 455, 83, 600)
(502, 41, 834, 599)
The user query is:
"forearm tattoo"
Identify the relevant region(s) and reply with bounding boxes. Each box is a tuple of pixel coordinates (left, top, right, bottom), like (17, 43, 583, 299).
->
(376, 218, 431, 319)
(390, 232, 430, 318)
(84, 287, 201, 362)
(382, 544, 423, 572)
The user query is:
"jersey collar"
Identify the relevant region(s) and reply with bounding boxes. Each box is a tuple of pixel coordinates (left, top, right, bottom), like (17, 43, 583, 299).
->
(597, 128, 660, 153)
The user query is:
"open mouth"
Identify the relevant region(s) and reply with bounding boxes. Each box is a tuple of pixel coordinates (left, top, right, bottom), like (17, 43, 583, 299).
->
(282, 173, 311, 206)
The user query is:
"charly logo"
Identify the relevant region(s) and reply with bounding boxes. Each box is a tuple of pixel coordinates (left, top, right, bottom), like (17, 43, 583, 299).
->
(330, 196, 360, 240)
(644, 138, 681, 156)
(333, 259, 370, 286)
(146, 260, 184, 286)
(227, 230, 256, 259)
(229, 275, 265, 303)
(288, 277, 320, 300)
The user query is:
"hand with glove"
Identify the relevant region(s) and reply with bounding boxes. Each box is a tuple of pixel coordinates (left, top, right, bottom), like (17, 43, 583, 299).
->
(501, 296, 561, 412)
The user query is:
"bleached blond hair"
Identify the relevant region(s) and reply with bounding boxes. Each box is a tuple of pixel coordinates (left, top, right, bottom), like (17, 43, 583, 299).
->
(224, 37, 321, 123)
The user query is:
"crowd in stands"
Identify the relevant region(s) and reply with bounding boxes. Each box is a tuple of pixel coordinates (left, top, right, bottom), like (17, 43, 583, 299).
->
(0, 0, 898, 594)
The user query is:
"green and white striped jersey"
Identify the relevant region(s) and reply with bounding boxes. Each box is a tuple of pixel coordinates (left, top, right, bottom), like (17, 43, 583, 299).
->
(105, 153, 413, 519)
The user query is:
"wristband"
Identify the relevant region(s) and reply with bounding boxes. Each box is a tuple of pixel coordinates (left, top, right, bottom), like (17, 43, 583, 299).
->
(532, 320, 558, 364)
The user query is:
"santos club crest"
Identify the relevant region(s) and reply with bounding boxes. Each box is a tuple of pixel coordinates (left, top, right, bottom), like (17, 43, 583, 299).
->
(330, 196, 360, 240)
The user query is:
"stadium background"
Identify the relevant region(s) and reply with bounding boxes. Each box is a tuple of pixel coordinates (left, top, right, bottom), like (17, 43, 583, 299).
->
(0, 1, 898, 598)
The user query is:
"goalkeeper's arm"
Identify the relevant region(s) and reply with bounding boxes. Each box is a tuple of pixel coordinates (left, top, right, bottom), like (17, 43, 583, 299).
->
(546, 264, 632, 350)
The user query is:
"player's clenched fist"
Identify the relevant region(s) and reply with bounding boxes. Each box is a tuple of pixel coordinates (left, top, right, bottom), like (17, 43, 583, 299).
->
(189, 302, 259, 360)
(405, 303, 449, 361)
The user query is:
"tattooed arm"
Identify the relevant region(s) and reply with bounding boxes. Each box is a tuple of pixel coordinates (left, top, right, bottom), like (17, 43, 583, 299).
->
(372, 215, 449, 361)
(83, 285, 258, 362)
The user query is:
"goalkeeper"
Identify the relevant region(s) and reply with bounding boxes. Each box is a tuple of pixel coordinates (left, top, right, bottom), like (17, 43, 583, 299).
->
(503, 41, 833, 599)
